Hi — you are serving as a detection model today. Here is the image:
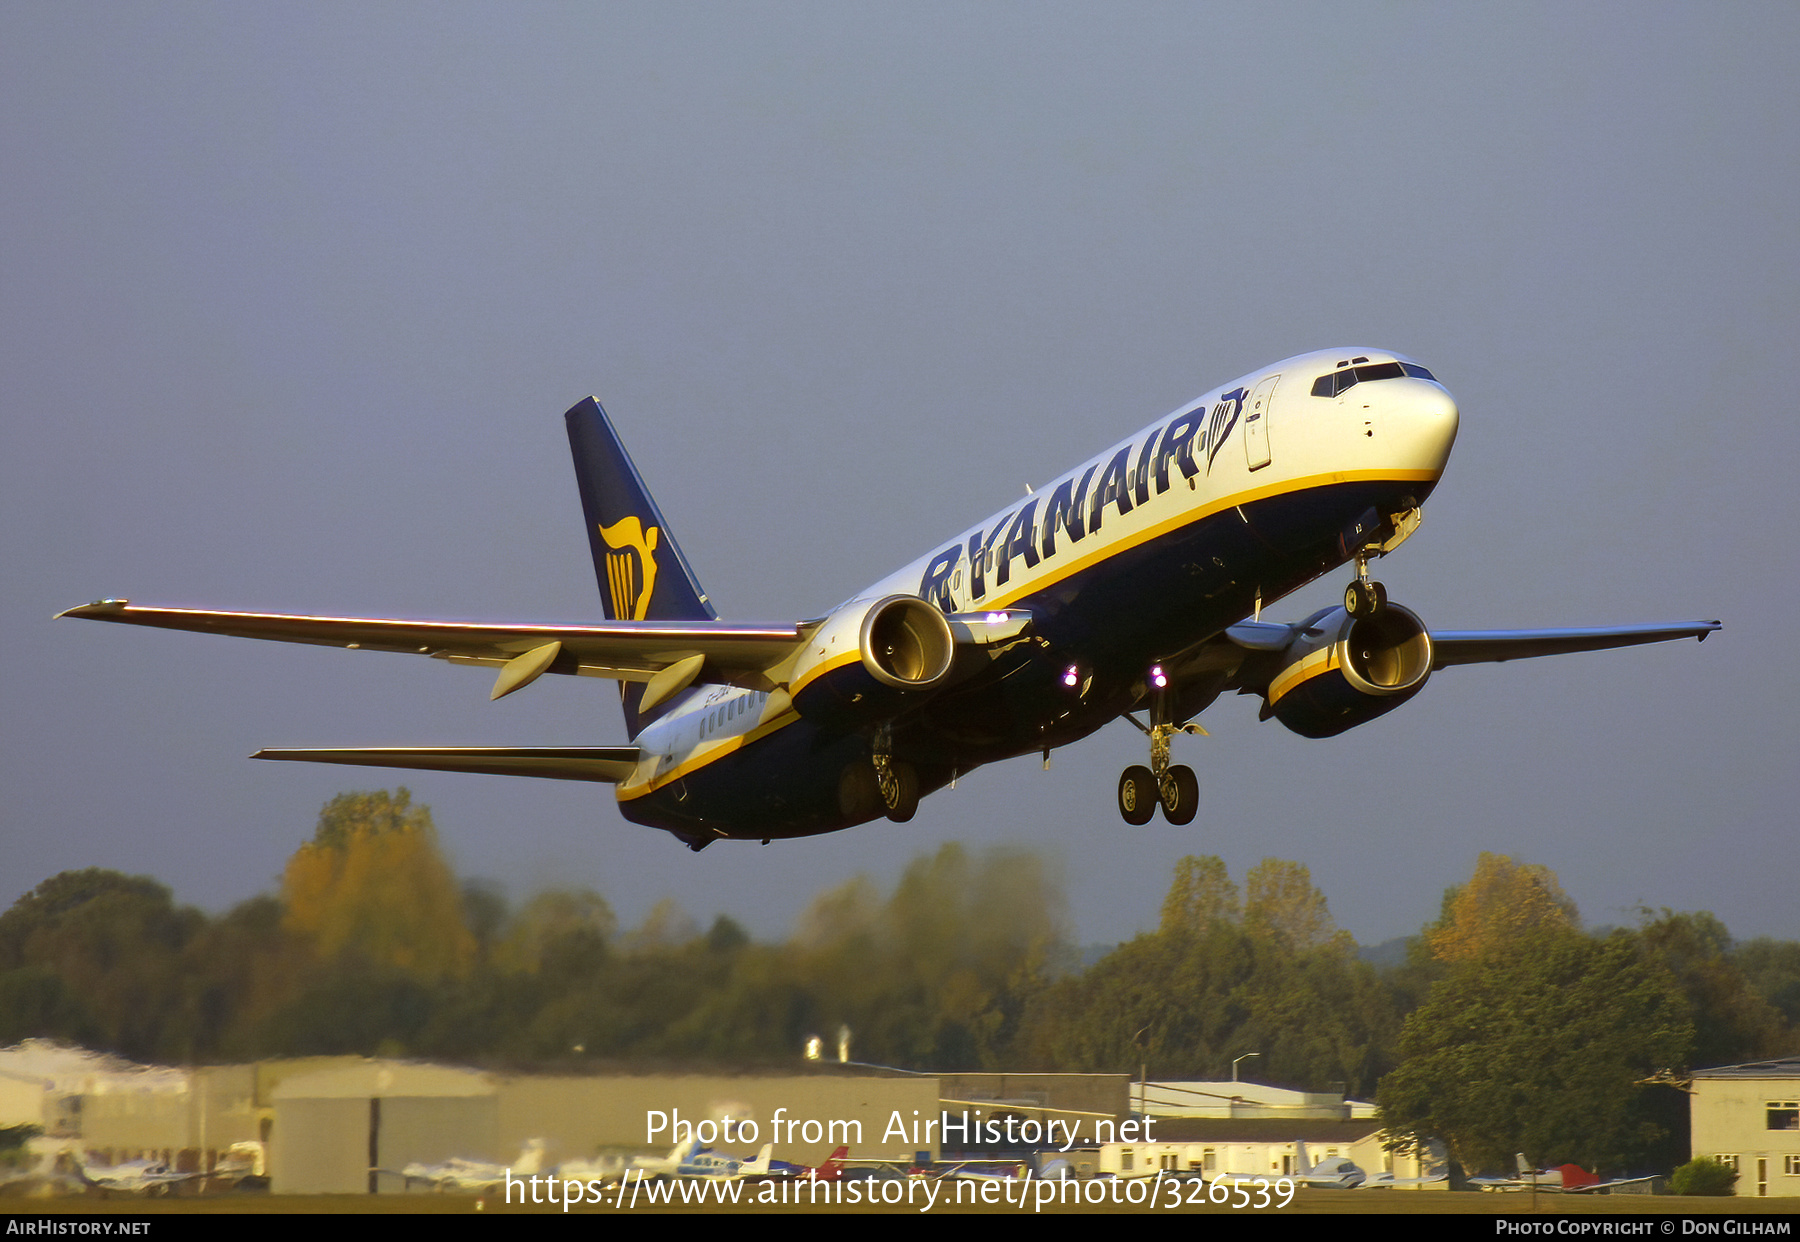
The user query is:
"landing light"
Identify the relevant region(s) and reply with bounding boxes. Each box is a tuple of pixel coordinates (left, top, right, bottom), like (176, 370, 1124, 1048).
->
(1150, 664, 1168, 689)
(1062, 665, 1080, 688)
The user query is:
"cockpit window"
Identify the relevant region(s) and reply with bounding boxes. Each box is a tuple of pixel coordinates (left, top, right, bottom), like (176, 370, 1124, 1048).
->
(1310, 361, 1437, 397)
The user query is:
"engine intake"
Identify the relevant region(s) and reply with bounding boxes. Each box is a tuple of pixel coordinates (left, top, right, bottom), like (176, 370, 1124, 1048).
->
(860, 595, 955, 688)
(789, 594, 958, 726)
(1264, 603, 1433, 738)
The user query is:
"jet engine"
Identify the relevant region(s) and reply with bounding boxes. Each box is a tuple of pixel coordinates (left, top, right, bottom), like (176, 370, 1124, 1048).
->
(789, 594, 957, 723)
(1260, 603, 1434, 738)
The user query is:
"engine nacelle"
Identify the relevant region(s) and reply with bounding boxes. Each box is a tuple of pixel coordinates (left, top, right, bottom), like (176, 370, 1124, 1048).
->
(1262, 603, 1434, 738)
(789, 594, 958, 724)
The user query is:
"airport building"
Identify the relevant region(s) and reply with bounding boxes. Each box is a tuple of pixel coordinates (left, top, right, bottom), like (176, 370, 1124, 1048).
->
(0, 1039, 260, 1168)
(1095, 1079, 1445, 1185)
(1690, 1057, 1800, 1198)
(3, 1041, 1133, 1193)
(2, 1041, 1454, 1193)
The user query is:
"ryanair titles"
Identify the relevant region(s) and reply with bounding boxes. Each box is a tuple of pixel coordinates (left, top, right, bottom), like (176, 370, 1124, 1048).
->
(918, 388, 1246, 609)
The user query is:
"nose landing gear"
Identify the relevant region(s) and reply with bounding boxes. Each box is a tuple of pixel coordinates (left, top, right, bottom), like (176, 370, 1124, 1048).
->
(1344, 547, 1388, 617)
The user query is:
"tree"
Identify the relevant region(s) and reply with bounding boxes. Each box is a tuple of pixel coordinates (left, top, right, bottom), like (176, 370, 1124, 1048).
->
(786, 844, 1069, 1069)
(1159, 855, 1239, 934)
(1735, 937, 1800, 1027)
(1377, 927, 1692, 1173)
(497, 888, 616, 974)
(0, 869, 203, 1059)
(1426, 853, 1578, 963)
(1019, 857, 1398, 1095)
(281, 789, 475, 981)
(1670, 1157, 1738, 1196)
(621, 898, 699, 953)
(1632, 910, 1787, 1068)
(1244, 859, 1348, 953)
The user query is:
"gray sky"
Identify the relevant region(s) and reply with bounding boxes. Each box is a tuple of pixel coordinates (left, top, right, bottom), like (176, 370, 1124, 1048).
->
(4, 2, 1794, 950)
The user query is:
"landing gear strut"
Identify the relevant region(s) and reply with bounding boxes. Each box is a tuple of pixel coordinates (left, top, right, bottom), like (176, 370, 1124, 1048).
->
(839, 728, 919, 824)
(1117, 704, 1203, 826)
(871, 730, 919, 823)
(1343, 547, 1388, 617)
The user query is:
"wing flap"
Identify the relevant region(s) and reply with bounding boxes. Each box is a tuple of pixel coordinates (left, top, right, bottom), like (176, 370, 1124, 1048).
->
(252, 746, 641, 783)
(58, 601, 804, 683)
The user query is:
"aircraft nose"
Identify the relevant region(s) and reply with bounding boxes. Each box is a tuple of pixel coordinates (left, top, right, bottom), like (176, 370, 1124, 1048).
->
(1388, 379, 1459, 472)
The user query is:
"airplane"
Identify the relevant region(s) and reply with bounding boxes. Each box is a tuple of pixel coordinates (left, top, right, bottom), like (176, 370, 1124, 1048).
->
(390, 1137, 548, 1192)
(67, 1154, 210, 1196)
(676, 1141, 775, 1180)
(1357, 1170, 1449, 1190)
(1465, 1156, 1649, 1194)
(1556, 1164, 1656, 1194)
(765, 1144, 850, 1181)
(1292, 1140, 1366, 1189)
(553, 1138, 699, 1185)
(58, 349, 1720, 849)
(1467, 1152, 1559, 1191)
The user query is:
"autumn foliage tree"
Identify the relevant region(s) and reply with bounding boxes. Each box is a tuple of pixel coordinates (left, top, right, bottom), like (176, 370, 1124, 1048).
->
(1425, 852, 1578, 963)
(1245, 859, 1352, 954)
(1380, 855, 1699, 1174)
(3, 797, 1790, 1090)
(1378, 926, 1692, 1173)
(281, 789, 475, 981)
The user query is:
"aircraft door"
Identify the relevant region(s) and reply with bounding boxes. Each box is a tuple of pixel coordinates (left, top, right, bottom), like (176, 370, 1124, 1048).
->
(1244, 375, 1278, 471)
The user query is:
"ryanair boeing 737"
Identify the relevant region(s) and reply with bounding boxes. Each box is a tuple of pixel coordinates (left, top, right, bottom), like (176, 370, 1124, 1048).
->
(60, 350, 1719, 850)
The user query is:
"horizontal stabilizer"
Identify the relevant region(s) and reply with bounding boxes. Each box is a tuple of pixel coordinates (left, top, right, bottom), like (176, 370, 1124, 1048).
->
(252, 746, 641, 783)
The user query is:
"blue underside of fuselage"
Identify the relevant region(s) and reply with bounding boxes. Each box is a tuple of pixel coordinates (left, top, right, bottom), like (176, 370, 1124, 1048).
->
(619, 476, 1432, 845)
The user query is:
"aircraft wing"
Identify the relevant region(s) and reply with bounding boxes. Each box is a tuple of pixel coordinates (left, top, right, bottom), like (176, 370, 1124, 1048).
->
(1428, 621, 1720, 668)
(253, 746, 641, 783)
(56, 600, 807, 697)
(1218, 618, 1721, 664)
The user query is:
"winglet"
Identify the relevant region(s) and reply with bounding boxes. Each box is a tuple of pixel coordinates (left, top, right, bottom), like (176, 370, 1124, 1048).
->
(55, 598, 129, 620)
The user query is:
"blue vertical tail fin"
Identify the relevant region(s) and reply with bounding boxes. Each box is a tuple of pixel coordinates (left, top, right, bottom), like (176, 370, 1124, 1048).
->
(565, 398, 716, 736)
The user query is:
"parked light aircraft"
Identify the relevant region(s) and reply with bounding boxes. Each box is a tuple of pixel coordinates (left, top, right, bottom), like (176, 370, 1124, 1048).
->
(766, 1144, 850, 1181)
(69, 1154, 210, 1196)
(391, 1138, 548, 1192)
(60, 350, 1719, 849)
(677, 1142, 775, 1180)
(1292, 1140, 1366, 1188)
(554, 1139, 698, 1185)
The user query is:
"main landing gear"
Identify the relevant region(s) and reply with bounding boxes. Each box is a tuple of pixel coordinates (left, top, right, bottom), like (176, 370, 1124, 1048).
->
(873, 743, 919, 823)
(1117, 714, 1202, 826)
(841, 728, 919, 824)
(1343, 547, 1388, 617)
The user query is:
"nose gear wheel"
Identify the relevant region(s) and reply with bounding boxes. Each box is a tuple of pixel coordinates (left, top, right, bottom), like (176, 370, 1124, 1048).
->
(1344, 548, 1387, 617)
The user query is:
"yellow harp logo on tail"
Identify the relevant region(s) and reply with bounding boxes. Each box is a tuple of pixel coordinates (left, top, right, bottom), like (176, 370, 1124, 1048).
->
(598, 517, 661, 621)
